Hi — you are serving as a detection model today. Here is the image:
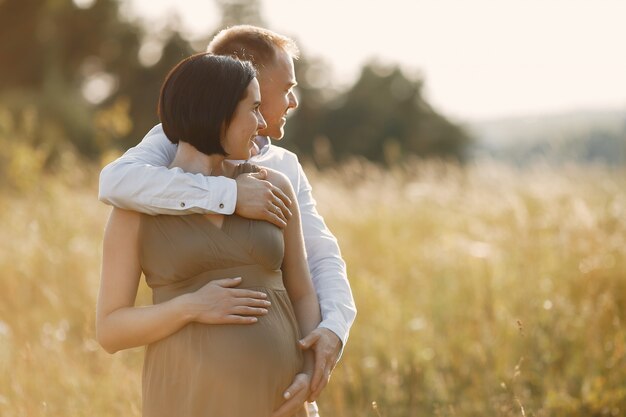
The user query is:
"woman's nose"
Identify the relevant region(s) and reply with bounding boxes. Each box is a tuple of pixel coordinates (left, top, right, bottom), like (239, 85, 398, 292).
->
(257, 112, 267, 130)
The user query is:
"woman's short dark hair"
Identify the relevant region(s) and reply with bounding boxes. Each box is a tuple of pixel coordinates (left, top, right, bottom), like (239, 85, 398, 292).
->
(158, 53, 256, 156)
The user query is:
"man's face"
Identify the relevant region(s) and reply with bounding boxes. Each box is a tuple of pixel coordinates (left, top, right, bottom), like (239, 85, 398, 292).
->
(256, 49, 298, 140)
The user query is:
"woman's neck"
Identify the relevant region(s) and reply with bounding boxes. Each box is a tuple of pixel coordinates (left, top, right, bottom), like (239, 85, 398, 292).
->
(169, 142, 228, 177)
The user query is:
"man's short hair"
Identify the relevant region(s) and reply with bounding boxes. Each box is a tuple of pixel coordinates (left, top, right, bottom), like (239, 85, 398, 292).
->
(208, 25, 299, 69)
(158, 53, 256, 156)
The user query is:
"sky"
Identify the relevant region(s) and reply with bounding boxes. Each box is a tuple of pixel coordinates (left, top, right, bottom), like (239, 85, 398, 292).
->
(123, 0, 626, 122)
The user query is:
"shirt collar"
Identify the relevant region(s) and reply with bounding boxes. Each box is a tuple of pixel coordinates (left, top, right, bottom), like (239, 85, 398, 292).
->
(253, 135, 271, 156)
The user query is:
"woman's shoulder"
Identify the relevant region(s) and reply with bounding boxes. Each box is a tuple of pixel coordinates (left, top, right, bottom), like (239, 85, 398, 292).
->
(104, 208, 143, 240)
(109, 207, 142, 222)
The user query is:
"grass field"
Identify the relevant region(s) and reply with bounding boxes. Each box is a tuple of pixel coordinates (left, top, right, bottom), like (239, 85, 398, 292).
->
(1, 156, 625, 417)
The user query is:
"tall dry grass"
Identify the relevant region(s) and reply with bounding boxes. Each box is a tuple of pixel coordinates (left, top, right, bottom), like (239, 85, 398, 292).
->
(1, 154, 625, 417)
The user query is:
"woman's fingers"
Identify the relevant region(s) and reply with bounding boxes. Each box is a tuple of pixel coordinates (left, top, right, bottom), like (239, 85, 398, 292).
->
(229, 288, 268, 299)
(209, 282, 270, 302)
(230, 306, 268, 316)
(228, 297, 271, 315)
(232, 297, 271, 308)
(222, 315, 259, 324)
(211, 277, 243, 287)
(191, 279, 272, 325)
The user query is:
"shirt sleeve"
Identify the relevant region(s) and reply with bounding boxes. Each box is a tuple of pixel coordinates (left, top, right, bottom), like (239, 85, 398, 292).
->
(98, 124, 237, 215)
(295, 159, 357, 354)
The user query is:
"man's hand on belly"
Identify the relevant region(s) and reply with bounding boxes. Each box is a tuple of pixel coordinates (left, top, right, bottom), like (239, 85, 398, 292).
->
(271, 373, 311, 417)
(298, 328, 341, 402)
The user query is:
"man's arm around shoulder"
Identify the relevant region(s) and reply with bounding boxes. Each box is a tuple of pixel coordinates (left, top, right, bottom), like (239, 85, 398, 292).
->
(98, 124, 237, 216)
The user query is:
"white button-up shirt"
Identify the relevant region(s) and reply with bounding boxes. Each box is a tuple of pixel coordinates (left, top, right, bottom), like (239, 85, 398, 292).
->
(99, 124, 356, 349)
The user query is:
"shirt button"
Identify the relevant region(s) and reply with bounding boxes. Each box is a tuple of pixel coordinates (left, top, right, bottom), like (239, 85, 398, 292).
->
(180, 202, 186, 208)
(219, 203, 224, 209)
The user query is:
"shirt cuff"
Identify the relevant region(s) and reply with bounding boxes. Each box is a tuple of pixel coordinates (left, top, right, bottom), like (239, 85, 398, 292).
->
(203, 176, 237, 214)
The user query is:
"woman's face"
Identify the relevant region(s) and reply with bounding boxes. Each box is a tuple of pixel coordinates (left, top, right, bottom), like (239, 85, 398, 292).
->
(222, 78, 267, 160)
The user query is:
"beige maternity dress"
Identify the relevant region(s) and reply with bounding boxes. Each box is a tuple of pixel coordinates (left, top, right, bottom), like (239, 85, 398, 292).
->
(138, 164, 305, 417)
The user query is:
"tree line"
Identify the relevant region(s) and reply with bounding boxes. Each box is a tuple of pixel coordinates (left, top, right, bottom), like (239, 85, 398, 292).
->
(0, 0, 470, 167)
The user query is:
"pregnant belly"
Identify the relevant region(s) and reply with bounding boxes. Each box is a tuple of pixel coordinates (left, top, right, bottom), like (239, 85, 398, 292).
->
(142, 290, 302, 416)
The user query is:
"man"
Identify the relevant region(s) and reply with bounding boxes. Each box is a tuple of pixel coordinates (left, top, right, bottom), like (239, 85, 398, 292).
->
(98, 25, 356, 417)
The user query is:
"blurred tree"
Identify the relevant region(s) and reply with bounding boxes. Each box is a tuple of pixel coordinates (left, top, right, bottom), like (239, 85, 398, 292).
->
(0, 0, 470, 165)
(284, 62, 471, 165)
(110, 31, 194, 150)
(1, 0, 130, 156)
(0, 0, 194, 157)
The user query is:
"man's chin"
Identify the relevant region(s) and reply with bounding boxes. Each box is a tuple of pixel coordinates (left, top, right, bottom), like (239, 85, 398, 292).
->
(259, 127, 284, 141)
(271, 130, 285, 141)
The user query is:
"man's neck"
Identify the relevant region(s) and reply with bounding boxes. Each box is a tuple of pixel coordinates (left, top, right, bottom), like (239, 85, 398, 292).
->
(252, 135, 271, 157)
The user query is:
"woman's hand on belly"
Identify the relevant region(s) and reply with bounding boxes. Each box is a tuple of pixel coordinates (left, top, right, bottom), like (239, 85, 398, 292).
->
(177, 277, 272, 324)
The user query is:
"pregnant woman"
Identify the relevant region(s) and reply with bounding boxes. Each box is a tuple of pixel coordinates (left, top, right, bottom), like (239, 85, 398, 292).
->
(96, 53, 320, 417)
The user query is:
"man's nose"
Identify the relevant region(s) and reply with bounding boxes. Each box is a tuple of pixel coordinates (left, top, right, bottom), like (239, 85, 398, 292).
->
(288, 91, 298, 110)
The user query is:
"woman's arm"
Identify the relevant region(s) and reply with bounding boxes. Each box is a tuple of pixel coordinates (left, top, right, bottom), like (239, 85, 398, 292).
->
(266, 170, 321, 376)
(96, 208, 270, 354)
(96, 208, 192, 353)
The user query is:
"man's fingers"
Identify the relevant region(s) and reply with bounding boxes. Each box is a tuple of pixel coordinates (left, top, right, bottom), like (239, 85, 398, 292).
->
(282, 377, 306, 400)
(272, 384, 307, 417)
(249, 169, 268, 180)
(272, 373, 310, 417)
(267, 202, 288, 224)
(264, 211, 287, 229)
(298, 332, 320, 349)
(235, 170, 291, 226)
(308, 368, 331, 402)
(269, 182, 292, 209)
(310, 357, 326, 393)
(271, 194, 292, 220)
(258, 177, 290, 210)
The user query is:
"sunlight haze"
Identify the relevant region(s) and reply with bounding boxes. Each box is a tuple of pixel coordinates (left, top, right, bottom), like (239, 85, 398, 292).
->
(124, 0, 626, 121)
